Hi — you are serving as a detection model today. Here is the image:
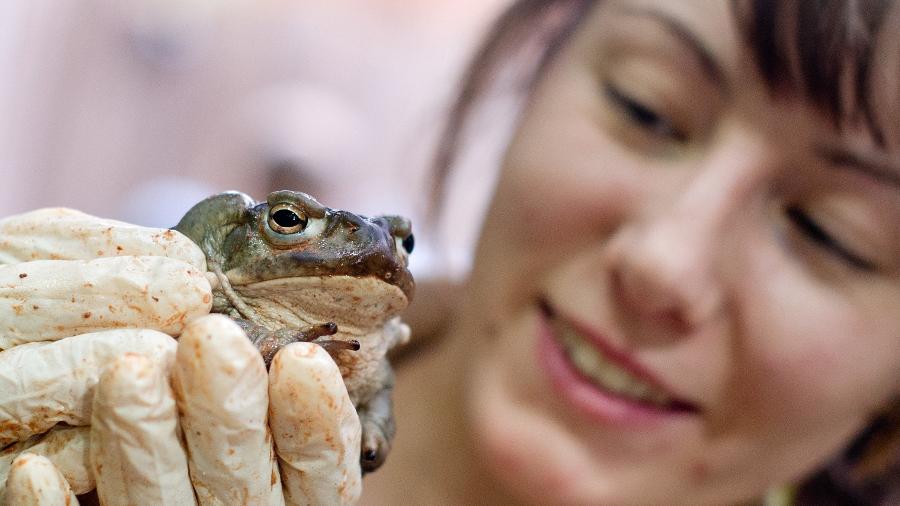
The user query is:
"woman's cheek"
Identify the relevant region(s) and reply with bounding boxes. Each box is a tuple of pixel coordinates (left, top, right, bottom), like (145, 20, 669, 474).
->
(738, 263, 894, 424)
(497, 159, 642, 252)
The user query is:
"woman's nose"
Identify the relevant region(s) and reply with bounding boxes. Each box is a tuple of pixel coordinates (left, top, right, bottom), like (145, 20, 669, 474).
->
(607, 169, 750, 335)
(610, 218, 724, 334)
(608, 131, 773, 336)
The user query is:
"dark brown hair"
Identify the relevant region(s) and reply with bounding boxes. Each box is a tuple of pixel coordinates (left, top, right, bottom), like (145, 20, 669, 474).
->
(433, 0, 900, 503)
(734, 0, 897, 146)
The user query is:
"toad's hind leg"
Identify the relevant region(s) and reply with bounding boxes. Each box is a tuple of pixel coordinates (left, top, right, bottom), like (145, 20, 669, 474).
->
(358, 358, 396, 473)
(233, 319, 358, 367)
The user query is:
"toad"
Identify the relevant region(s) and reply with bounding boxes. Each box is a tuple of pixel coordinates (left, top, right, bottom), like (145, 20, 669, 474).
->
(173, 190, 415, 472)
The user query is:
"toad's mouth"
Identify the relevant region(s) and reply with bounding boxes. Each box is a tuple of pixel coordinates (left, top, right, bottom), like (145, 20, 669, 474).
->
(210, 271, 409, 334)
(539, 299, 698, 413)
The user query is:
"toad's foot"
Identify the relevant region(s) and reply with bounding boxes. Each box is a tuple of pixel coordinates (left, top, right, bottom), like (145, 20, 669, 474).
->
(358, 360, 396, 473)
(234, 319, 358, 367)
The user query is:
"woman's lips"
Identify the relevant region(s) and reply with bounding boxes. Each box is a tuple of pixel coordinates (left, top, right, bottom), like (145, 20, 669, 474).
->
(536, 298, 700, 427)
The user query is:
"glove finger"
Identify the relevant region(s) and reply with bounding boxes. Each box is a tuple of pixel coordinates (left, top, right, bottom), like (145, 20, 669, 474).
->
(0, 207, 206, 269)
(0, 329, 176, 447)
(0, 425, 93, 497)
(3, 453, 79, 506)
(269, 343, 362, 506)
(91, 353, 195, 506)
(173, 314, 283, 506)
(0, 256, 212, 349)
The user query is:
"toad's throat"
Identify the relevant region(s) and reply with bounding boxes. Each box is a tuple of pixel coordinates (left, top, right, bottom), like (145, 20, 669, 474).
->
(210, 266, 409, 335)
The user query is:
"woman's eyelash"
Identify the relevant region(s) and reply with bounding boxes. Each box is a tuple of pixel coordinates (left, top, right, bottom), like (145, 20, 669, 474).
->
(602, 84, 686, 142)
(785, 206, 876, 271)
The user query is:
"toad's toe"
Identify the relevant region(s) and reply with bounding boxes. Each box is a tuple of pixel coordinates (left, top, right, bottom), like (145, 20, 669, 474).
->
(360, 419, 391, 473)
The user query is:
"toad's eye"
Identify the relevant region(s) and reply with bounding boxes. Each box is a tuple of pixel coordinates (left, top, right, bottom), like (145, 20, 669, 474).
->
(401, 234, 415, 254)
(268, 205, 308, 235)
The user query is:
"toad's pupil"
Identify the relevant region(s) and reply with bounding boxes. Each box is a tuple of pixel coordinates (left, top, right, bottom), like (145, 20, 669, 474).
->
(273, 209, 303, 229)
(402, 234, 415, 254)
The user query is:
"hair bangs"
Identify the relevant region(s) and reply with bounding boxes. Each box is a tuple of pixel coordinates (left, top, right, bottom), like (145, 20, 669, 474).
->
(735, 0, 896, 146)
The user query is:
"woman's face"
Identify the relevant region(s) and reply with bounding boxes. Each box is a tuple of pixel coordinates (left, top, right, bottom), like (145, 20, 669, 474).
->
(462, 0, 900, 504)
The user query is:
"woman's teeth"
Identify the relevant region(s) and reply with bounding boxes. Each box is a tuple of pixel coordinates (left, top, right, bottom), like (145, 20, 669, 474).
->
(556, 323, 673, 407)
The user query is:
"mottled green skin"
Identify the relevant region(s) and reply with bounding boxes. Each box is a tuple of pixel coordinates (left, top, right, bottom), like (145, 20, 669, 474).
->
(172, 189, 414, 473)
(173, 190, 414, 299)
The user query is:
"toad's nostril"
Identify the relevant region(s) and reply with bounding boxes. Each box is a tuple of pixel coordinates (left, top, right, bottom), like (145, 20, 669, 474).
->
(338, 212, 361, 233)
(401, 234, 415, 254)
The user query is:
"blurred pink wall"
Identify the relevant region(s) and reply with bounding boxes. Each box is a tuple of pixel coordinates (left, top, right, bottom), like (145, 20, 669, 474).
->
(0, 0, 509, 241)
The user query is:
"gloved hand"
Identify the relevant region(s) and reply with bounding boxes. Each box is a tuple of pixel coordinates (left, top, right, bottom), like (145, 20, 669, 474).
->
(0, 208, 362, 505)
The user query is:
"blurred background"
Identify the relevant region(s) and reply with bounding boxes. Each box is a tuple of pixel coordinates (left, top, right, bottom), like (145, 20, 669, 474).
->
(0, 0, 517, 284)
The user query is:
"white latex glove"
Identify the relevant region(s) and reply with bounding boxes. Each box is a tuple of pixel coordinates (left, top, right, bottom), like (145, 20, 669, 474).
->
(0, 208, 362, 505)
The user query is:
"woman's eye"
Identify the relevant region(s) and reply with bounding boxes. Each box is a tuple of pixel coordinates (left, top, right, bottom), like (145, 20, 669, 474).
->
(785, 205, 876, 271)
(603, 84, 686, 142)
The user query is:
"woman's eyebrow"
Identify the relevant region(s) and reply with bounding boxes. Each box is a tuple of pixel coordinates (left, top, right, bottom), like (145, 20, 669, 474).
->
(818, 147, 900, 189)
(612, 7, 726, 90)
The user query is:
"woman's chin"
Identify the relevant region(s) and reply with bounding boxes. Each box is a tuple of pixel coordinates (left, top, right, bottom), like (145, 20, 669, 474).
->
(468, 354, 603, 504)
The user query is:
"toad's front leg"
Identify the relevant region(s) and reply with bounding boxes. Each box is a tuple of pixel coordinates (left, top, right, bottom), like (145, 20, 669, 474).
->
(233, 319, 359, 367)
(357, 358, 396, 473)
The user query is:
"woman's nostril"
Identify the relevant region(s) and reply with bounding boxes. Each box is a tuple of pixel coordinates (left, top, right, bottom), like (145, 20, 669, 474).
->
(610, 241, 719, 335)
(658, 308, 692, 334)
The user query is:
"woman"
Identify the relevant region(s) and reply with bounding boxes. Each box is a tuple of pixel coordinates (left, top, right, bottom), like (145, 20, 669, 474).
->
(1, 0, 896, 504)
(365, 0, 900, 504)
